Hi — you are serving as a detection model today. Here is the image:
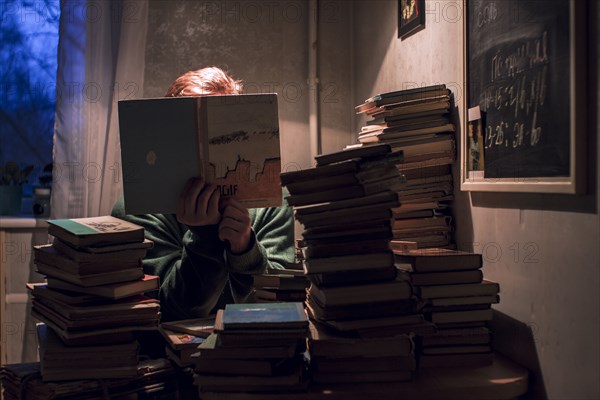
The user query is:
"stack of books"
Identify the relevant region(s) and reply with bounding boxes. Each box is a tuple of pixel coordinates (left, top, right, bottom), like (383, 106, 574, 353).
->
(0, 358, 179, 398)
(191, 302, 309, 396)
(159, 317, 215, 367)
(308, 321, 416, 384)
(354, 84, 456, 249)
(280, 145, 431, 384)
(252, 268, 309, 303)
(29, 216, 161, 381)
(36, 323, 140, 381)
(395, 248, 500, 368)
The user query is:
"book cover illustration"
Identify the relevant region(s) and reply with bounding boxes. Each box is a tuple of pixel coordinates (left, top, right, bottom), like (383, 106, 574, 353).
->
(48, 216, 142, 236)
(118, 94, 282, 214)
(204, 95, 281, 209)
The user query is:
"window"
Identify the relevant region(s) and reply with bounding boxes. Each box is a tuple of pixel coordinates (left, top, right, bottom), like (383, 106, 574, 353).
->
(0, 0, 60, 187)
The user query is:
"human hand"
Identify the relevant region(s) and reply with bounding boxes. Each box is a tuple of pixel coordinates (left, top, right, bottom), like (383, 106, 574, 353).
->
(176, 176, 221, 226)
(218, 197, 252, 254)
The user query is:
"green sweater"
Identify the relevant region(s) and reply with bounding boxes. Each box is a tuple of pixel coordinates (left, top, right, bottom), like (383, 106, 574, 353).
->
(112, 198, 295, 321)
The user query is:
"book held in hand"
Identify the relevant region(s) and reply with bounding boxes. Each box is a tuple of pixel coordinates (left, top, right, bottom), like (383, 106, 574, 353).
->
(118, 94, 282, 214)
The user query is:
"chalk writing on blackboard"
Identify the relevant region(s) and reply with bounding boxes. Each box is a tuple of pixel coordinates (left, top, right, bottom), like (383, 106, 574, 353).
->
(468, 0, 570, 179)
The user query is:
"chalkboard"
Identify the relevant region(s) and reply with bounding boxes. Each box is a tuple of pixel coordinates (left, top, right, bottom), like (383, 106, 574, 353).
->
(467, 0, 572, 179)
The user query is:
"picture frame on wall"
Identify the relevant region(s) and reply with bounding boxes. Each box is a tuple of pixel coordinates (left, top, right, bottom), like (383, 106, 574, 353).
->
(461, 0, 587, 194)
(398, 0, 425, 39)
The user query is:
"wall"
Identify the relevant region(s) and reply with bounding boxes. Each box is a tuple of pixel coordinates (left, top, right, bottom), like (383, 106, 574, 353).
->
(351, 1, 599, 399)
(142, 0, 353, 240)
(143, 0, 311, 171)
(316, 1, 354, 154)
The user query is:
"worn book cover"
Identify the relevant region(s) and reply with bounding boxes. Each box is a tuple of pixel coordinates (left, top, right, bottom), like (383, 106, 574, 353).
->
(195, 334, 298, 359)
(118, 94, 282, 214)
(38, 323, 139, 381)
(47, 216, 145, 248)
(51, 238, 152, 259)
(35, 261, 143, 287)
(417, 280, 500, 299)
(394, 248, 483, 273)
(308, 321, 414, 358)
(252, 270, 308, 291)
(45, 274, 159, 300)
(221, 302, 308, 330)
(33, 240, 147, 275)
(303, 251, 395, 275)
(160, 317, 215, 337)
(308, 278, 412, 307)
(33, 244, 142, 275)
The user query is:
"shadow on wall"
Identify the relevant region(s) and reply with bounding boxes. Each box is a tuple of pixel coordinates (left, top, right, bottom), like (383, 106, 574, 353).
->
(489, 310, 548, 400)
(449, 94, 477, 252)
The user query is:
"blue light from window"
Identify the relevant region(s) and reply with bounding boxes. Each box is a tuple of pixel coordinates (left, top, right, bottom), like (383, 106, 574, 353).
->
(0, 0, 60, 172)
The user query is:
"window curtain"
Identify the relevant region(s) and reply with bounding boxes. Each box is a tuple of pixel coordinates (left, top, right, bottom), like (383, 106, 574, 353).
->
(51, 0, 148, 218)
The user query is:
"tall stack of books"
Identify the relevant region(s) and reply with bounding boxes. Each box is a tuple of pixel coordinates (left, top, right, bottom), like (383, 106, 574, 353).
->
(191, 302, 309, 397)
(29, 216, 161, 381)
(395, 248, 500, 368)
(280, 145, 431, 384)
(252, 268, 310, 303)
(354, 84, 456, 249)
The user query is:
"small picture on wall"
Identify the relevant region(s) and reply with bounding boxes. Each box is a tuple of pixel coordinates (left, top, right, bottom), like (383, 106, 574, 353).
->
(398, 0, 425, 39)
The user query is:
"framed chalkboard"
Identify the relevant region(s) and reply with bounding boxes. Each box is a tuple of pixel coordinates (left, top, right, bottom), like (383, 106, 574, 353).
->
(461, 0, 587, 193)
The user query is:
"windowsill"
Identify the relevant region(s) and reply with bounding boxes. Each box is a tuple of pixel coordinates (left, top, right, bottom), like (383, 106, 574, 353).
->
(0, 216, 49, 229)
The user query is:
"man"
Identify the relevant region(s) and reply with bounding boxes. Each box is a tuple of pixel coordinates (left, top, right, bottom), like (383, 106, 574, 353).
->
(113, 66, 295, 321)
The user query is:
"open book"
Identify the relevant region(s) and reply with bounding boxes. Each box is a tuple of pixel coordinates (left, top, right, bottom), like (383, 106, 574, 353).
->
(118, 94, 282, 214)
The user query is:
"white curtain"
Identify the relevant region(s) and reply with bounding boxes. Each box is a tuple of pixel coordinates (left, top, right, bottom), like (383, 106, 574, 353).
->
(52, 0, 148, 218)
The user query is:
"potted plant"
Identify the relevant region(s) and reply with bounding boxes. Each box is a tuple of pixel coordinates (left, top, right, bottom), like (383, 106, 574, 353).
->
(33, 163, 52, 218)
(0, 161, 34, 215)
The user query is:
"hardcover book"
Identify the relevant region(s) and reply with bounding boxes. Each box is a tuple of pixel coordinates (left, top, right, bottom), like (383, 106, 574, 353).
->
(46, 216, 145, 248)
(37, 323, 140, 381)
(221, 302, 308, 330)
(252, 270, 309, 291)
(195, 334, 299, 359)
(118, 94, 282, 214)
(394, 248, 483, 273)
(160, 317, 215, 337)
(33, 244, 143, 275)
(417, 280, 500, 299)
(308, 278, 412, 307)
(45, 274, 160, 300)
(35, 261, 144, 287)
(308, 321, 414, 358)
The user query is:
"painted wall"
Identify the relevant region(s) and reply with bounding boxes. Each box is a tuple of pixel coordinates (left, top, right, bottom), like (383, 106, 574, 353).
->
(142, 0, 353, 239)
(351, 1, 599, 398)
(143, 0, 311, 171)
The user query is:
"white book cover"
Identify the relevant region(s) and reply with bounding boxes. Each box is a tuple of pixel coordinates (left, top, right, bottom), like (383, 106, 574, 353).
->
(118, 94, 281, 214)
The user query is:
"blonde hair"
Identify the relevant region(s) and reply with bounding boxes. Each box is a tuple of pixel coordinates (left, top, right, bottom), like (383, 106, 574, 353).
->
(165, 66, 243, 97)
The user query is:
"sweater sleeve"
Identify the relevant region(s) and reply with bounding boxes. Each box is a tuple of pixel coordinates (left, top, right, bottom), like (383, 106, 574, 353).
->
(112, 198, 230, 321)
(225, 202, 296, 303)
(112, 196, 296, 319)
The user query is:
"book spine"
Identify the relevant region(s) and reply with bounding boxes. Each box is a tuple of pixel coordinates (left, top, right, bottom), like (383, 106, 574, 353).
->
(196, 98, 210, 178)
